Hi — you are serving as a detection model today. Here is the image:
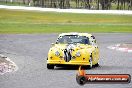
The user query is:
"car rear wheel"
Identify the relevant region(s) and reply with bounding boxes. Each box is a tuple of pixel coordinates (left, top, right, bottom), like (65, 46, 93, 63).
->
(94, 63, 99, 67)
(47, 64, 54, 69)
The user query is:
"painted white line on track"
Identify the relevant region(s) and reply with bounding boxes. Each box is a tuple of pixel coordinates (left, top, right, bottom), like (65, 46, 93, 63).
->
(128, 50, 132, 53)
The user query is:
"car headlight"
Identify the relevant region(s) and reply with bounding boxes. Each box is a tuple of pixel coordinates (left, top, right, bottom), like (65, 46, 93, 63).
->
(75, 51, 81, 57)
(55, 51, 60, 56)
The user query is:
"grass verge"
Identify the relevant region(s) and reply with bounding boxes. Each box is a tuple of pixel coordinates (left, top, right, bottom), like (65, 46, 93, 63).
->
(0, 9, 132, 33)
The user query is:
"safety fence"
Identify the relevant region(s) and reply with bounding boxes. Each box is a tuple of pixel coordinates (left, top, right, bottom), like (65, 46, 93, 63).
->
(0, 0, 132, 10)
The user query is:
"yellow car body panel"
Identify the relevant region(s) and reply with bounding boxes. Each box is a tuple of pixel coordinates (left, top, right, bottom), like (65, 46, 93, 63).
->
(47, 33, 99, 68)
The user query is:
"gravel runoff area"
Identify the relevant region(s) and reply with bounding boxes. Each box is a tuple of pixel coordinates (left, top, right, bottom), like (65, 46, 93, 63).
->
(0, 33, 132, 88)
(0, 5, 132, 15)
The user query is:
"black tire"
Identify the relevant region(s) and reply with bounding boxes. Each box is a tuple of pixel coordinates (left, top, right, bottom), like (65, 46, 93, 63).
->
(86, 65, 92, 69)
(47, 64, 54, 69)
(94, 63, 99, 67)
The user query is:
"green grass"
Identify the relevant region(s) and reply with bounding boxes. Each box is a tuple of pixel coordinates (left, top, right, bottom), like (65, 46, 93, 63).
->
(0, 9, 132, 33)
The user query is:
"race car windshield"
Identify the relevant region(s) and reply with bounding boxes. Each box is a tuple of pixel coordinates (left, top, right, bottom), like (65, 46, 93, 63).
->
(56, 35, 90, 44)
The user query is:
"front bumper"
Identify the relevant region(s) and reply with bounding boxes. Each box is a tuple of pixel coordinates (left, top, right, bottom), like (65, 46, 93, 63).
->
(47, 60, 89, 66)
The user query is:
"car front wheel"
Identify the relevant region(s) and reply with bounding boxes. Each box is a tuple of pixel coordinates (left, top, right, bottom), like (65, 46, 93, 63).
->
(47, 64, 54, 69)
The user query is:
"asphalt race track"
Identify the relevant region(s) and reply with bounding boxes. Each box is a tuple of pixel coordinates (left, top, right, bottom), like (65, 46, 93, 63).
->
(0, 33, 132, 88)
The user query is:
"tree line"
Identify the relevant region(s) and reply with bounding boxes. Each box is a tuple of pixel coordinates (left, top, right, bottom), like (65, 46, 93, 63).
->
(1, 0, 132, 10)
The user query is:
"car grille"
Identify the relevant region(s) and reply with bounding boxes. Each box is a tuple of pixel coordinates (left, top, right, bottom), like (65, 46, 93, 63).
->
(64, 49, 72, 62)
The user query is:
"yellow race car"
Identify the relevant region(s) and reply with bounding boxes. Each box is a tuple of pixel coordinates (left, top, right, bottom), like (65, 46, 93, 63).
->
(47, 33, 99, 69)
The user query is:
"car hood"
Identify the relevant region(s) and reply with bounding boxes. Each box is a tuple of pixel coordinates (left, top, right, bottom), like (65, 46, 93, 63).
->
(51, 43, 93, 51)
